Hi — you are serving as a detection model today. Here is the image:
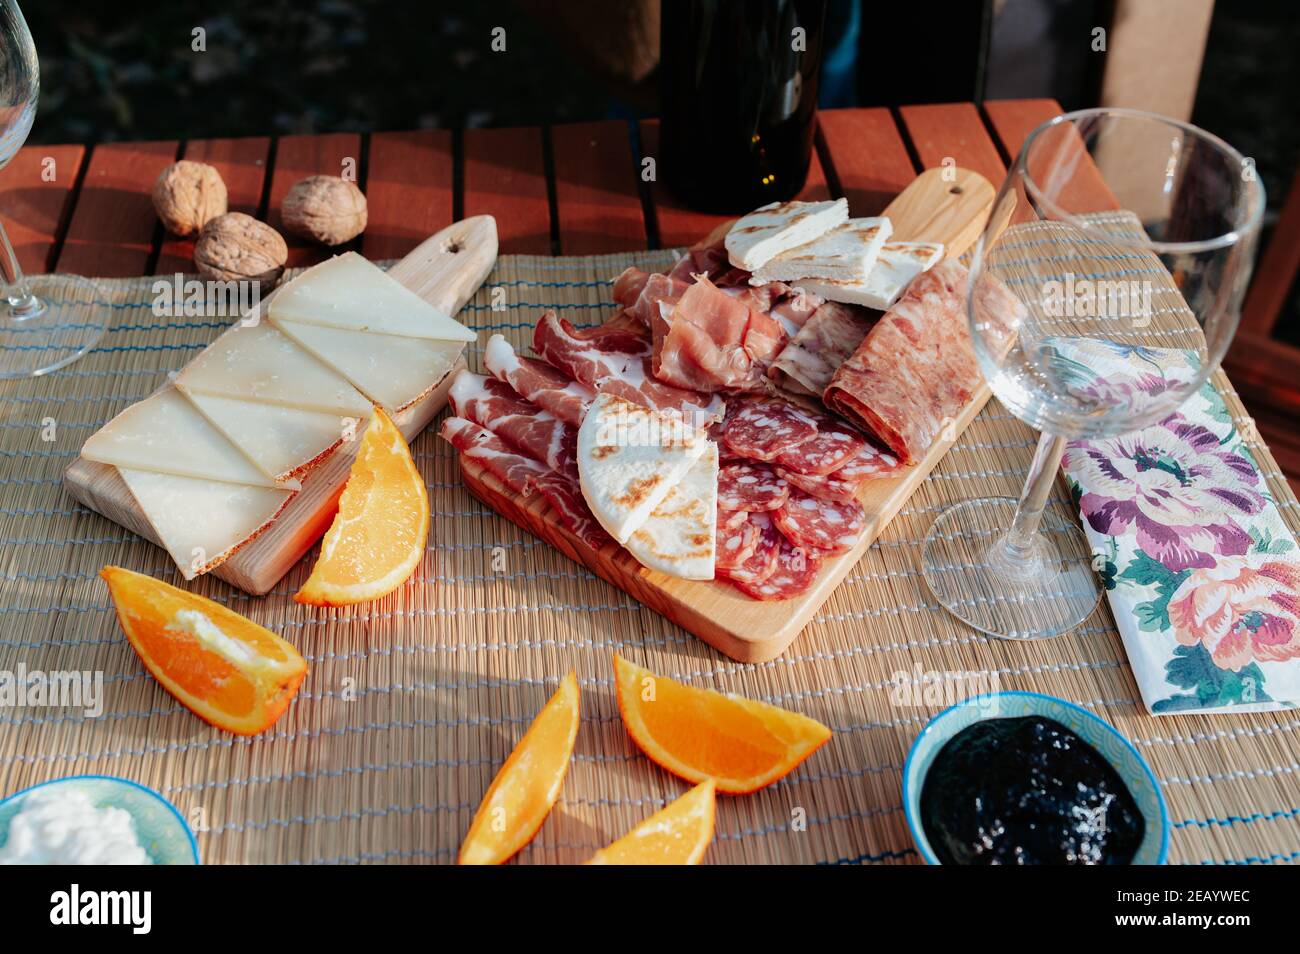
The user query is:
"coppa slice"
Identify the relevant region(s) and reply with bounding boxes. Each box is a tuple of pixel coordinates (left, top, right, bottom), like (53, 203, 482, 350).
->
(272, 318, 463, 413)
(450, 370, 576, 476)
(774, 488, 867, 554)
(268, 251, 476, 342)
(624, 443, 718, 581)
(82, 388, 294, 490)
(182, 389, 359, 482)
(767, 300, 878, 398)
(749, 216, 892, 284)
(119, 468, 295, 580)
(797, 240, 944, 311)
(717, 461, 788, 512)
(725, 198, 849, 271)
(174, 320, 372, 418)
(483, 334, 594, 427)
(719, 399, 817, 462)
(577, 392, 710, 545)
(613, 655, 832, 794)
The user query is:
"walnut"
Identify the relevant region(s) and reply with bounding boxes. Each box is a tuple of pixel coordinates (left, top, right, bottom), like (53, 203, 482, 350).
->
(152, 160, 228, 236)
(281, 175, 367, 245)
(193, 213, 288, 286)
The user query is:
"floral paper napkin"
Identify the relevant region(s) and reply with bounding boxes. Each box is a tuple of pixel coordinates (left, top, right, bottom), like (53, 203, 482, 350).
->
(1055, 339, 1300, 714)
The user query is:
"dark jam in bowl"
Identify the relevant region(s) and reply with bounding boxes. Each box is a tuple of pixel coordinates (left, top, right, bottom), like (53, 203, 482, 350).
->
(919, 715, 1144, 865)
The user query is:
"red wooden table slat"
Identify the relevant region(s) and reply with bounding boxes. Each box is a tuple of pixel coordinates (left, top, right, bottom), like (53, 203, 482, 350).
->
(154, 137, 271, 275)
(898, 102, 1005, 184)
(817, 107, 916, 216)
(0, 143, 86, 276)
(462, 126, 551, 255)
(267, 132, 363, 269)
(981, 98, 1062, 162)
(361, 130, 454, 261)
(550, 121, 647, 254)
(1240, 167, 1300, 337)
(55, 141, 178, 278)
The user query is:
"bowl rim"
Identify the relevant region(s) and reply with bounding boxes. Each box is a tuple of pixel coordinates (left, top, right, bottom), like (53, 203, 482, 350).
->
(901, 690, 1170, 865)
(0, 773, 200, 864)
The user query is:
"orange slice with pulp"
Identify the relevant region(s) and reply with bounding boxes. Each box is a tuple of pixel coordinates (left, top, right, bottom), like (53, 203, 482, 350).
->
(295, 406, 428, 606)
(585, 779, 716, 865)
(101, 565, 307, 735)
(458, 671, 580, 865)
(613, 654, 831, 794)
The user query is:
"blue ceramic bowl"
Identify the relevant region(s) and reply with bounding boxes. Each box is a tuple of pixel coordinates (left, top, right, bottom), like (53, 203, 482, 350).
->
(0, 775, 199, 865)
(902, 691, 1168, 865)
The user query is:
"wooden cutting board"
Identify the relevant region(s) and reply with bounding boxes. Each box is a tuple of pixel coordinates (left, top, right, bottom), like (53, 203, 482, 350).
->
(63, 216, 498, 595)
(460, 168, 999, 663)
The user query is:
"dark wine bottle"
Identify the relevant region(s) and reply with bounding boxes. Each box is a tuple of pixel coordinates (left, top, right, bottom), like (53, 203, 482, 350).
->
(659, 0, 827, 214)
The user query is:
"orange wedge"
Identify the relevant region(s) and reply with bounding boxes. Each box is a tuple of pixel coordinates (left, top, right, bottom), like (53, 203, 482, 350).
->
(613, 654, 831, 794)
(101, 566, 307, 735)
(585, 780, 716, 865)
(295, 407, 428, 606)
(459, 671, 580, 865)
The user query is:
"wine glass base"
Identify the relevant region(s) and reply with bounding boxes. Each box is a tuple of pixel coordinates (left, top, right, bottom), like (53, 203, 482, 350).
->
(0, 275, 108, 379)
(921, 497, 1103, 640)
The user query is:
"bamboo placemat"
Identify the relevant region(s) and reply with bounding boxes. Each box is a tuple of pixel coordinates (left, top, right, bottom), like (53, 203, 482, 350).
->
(1, 252, 1298, 865)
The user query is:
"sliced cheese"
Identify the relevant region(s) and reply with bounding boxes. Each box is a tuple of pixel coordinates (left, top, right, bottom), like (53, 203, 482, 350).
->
(118, 467, 295, 580)
(749, 216, 893, 284)
(624, 442, 718, 580)
(577, 392, 709, 545)
(269, 251, 476, 343)
(182, 389, 360, 482)
(725, 198, 848, 271)
(175, 320, 372, 418)
(82, 388, 296, 490)
(797, 241, 945, 310)
(271, 318, 462, 413)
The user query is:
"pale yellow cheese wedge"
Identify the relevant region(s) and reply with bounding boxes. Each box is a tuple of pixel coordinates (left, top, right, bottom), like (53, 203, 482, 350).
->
(82, 388, 295, 490)
(271, 318, 463, 413)
(118, 467, 295, 579)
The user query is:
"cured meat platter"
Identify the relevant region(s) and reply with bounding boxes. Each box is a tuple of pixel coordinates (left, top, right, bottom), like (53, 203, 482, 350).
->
(456, 168, 1002, 662)
(63, 216, 498, 595)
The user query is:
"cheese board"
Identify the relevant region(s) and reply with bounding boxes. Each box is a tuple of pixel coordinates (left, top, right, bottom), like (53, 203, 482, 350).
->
(64, 216, 498, 595)
(457, 168, 1001, 663)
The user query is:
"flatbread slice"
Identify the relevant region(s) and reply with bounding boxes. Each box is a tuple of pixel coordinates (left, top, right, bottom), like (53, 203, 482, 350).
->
(725, 198, 848, 271)
(749, 217, 893, 283)
(797, 241, 944, 310)
(577, 392, 709, 544)
(623, 442, 718, 580)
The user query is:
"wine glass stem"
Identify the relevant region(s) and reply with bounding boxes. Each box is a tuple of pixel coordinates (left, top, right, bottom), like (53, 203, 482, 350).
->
(1001, 431, 1068, 566)
(0, 220, 41, 320)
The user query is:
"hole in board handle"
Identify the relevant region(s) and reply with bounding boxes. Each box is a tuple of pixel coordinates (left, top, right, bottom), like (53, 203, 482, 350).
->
(949, 186, 963, 195)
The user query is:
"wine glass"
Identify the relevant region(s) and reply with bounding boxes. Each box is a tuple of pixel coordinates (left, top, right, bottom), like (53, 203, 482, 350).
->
(0, 0, 105, 379)
(922, 107, 1265, 640)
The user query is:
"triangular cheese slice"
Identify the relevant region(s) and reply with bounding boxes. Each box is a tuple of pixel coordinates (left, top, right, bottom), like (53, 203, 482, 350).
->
(182, 389, 362, 482)
(271, 318, 462, 413)
(119, 467, 295, 579)
(624, 442, 718, 580)
(82, 388, 295, 490)
(577, 392, 709, 544)
(175, 320, 372, 417)
(269, 251, 476, 342)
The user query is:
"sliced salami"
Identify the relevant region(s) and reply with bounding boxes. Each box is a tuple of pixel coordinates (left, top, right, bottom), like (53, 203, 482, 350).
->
(719, 511, 781, 586)
(715, 510, 760, 570)
(720, 399, 817, 462)
(717, 461, 789, 512)
(732, 537, 822, 601)
(774, 417, 867, 475)
(777, 443, 902, 502)
(774, 488, 867, 554)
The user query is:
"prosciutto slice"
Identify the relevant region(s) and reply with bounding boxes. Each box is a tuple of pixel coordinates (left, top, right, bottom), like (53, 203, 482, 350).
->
(651, 275, 788, 393)
(824, 259, 1020, 464)
(612, 269, 691, 328)
(768, 300, 878, 397)
(449, 371, 577, 478)
(532, 310, 723, 425)
(483, 334, 594, 427)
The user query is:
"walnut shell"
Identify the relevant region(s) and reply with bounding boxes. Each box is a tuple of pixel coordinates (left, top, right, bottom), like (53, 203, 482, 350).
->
(152, 160, 228, 237)
(281, 175, 367, 245)
(194, 213, 288, 286)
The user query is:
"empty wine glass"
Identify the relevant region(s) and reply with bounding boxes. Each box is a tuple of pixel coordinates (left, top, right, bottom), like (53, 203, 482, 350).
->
(922, 107, 1265, 640)
(0, 0, 105, 379)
